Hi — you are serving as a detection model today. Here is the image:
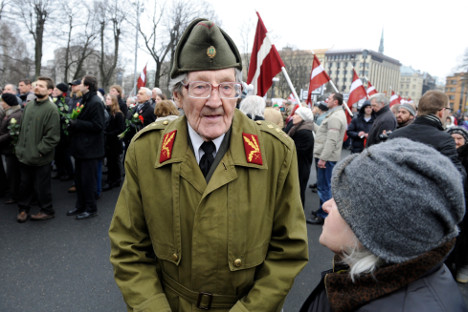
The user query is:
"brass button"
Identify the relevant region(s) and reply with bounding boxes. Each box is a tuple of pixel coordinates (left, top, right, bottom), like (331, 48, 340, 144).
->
(234, 258, 242, 267)
(172, 253, 179, 262)
(163, 120, 169, 125)
(256, 120, 262, 125)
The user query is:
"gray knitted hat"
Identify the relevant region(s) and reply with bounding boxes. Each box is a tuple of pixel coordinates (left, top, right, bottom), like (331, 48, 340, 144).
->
(399, 103, 416, 116)
(331, 138, 465, 263)
(447, 126, 468, 144)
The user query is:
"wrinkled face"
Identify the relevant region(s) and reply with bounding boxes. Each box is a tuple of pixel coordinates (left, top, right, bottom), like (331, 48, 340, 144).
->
(109, 88, 119, 97)
(452, 133, 466, 149)
(292, 113, 303, 125)
(18, 82, 31, 94)
(3, 85, 15, 94)
(137, 89, 150, 103)
(370, 99, 383, 112)
(397, 108, 413, 124)
(34, 80, 52, 100)
(319, 199, 358, 254)
(173, 68, 238, 141)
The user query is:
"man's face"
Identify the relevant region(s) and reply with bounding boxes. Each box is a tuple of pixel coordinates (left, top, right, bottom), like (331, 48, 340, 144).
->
(137, 89, 150, 103)
(79, 79, 88, 94)
(34, 80, 52, 100)
(3, 85, 15, 94)
(326, 94, 337, 109)
(397, 108, 413, 124)
(18, 82, 31, 94)
(152, 88, 157, 100)
(370, 99, 383, 112)
(173, 68, 238, 141)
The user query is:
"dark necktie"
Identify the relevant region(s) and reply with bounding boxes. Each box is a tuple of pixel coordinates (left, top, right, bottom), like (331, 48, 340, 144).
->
(199, 141, 215, 177)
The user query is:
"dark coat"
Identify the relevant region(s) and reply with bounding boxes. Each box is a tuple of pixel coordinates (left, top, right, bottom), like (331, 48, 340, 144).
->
(366, 105, 396, 147)
(105, 111, 125, 155)
(69, 91, 105, 159)
(0, 107, 22, 155)
(288, 121, 314, 206)
(118, 97, 128, 118)
(300, 242, 467, 312)
(346, 104, 375, 153)
(389, 115, 466, 179)
(123, 101, 156, 145)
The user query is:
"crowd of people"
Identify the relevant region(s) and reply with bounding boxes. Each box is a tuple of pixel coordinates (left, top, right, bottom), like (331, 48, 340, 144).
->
(1, 17, 468, 311)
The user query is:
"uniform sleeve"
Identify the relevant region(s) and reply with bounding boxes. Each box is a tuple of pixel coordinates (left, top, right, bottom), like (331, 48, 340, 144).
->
(109, 141, 171, 312)
(231, 144, 309, 311)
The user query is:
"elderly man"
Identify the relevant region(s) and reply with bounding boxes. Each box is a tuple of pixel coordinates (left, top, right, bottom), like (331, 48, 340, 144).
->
(109, 18, 308, 311)
(396, 102, 416, 128)
(366, 93, 397, 147)
(3, 84, 23, 107)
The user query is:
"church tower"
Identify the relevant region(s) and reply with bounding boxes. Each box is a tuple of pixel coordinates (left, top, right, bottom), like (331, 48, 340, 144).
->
(379, 28, 384, 54)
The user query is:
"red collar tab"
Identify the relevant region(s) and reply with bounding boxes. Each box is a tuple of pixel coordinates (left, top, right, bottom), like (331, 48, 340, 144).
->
(159, 130, 177, 163)
(242, 133, 263, 165)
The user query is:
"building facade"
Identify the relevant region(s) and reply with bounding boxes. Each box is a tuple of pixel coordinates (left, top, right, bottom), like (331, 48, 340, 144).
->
(446, 72, 468, 113)
(400, 66, 424, 105)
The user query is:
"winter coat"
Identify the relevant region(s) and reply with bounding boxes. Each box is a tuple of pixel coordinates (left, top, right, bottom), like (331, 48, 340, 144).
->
(288, 120, 314, 206)
(109, 110, 309, 312)
(366, 105, 397, 147)
(123, 101, 156, 144)
(15, 98, 60, 166)
(389, 114, 466, 178)
(105, 110, 125, 156)
(0, 106, 22, 155)
(313, 106, 347, 162)
(300, 242, 467, 312)
(69, 91, 105, 160)
(346, 104, 375, 153)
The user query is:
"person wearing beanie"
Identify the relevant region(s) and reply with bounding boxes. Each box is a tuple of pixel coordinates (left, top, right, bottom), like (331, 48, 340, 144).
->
(366, 93, 397, 147)
(109, 18, 308, 312)
(307, 93, 347, 225)
(389, 90, 466, 179)
(346, 100, 375, 153)
(396, 103, 416, 128)
(300, 138, 467, 312)
(239, 94, 266, 121)
(446, 126, 468, 284)
(0, 93, 22, 204)
(287, 106, 314, 208)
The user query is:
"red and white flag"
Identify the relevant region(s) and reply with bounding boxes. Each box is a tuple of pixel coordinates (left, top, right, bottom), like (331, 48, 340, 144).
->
(366, 81, 378, 96)
(390, 91, 399, 107)
(306, 54, 331, 105)
(348, 69, 368, 110)
(247, 12, 285, 97)
(287, 93, 298, 104)
(137, 64, 147, 90)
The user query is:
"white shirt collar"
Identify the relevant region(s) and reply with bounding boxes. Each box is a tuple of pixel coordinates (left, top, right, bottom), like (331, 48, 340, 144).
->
(187, 122, 224, 164)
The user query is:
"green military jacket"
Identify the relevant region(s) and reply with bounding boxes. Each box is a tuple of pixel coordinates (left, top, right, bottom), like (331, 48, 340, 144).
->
(109, 110, 308, 311)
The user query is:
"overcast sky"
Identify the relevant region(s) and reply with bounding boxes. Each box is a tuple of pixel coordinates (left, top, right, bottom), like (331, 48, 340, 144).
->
(199, 0, 468, 81)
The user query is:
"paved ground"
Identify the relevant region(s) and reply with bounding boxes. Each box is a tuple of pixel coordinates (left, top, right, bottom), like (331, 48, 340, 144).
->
(0, 151, 467, 311)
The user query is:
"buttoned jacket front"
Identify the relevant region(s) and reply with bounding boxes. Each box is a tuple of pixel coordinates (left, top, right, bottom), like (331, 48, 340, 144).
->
(109, 110, 308, 312)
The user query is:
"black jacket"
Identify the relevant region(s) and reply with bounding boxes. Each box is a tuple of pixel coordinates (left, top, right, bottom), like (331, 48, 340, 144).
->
(389, 115, 466, 179)
(69, 91, 105, 159)
(346, 104, 375, 153)
(123, 101, 156, 144)
(366, 105, 396, 147)
(105, 110, 125, 155)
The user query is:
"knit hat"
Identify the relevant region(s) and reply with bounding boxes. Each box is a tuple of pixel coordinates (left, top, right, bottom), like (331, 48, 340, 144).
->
(0, 93, 18, 107)
(170, 18, 242, 78)
(331, 138, 464, 263)
(295, 107, 314, 122)
(399, 103, 416, 116)
(317, 102, 328, 112)
(56, 83, 68, 93)
(447, 126, 468, 144)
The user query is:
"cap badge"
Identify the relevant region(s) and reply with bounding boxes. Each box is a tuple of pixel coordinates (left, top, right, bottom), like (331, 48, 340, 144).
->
(207, 46, 216, 59)
(160, 130, 177, 163)
(242, 133, 263, 165)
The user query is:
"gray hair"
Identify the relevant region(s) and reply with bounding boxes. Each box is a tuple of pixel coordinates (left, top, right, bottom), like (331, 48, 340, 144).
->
(5, 83, 17, 93)
(369, 93, 389, 107)
(340, 238, 383, 282)
(140, 87, 152, 97)
(169, 69, 243, 95)
(239, 95, 266, 118)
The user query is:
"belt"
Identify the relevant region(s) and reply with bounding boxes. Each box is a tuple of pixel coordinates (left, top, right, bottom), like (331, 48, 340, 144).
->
(161, 271, 238, 310)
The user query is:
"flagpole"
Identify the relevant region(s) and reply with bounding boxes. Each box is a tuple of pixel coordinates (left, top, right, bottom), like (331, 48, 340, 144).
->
(281, 67, 301, 105)
(329, 80, 353, 117)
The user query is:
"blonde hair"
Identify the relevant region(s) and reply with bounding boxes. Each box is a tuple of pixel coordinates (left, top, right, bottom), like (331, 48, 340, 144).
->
(154, 100, 179, 118)
(106, 94, 121, 116)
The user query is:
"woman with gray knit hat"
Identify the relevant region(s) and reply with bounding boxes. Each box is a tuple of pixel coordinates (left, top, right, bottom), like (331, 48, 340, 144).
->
(300, 138, 467, 312)
(446, 126, 468, 284)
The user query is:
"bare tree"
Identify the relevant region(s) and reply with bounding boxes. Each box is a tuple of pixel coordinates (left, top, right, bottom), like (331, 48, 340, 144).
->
(14, 0, 55, 79)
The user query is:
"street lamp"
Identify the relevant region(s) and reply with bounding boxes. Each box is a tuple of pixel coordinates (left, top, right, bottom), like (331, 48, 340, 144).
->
(361, 49, 368, 87)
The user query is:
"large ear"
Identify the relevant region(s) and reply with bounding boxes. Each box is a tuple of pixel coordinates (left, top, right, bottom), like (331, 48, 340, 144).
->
(172, 91, 183, 109)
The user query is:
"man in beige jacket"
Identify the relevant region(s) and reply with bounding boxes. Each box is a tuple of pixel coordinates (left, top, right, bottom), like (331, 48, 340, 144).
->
(307, 93, 347, 225)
